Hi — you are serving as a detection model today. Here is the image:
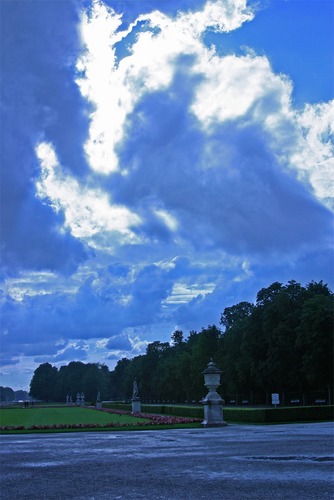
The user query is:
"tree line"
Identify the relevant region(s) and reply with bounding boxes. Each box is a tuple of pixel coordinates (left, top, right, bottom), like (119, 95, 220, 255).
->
(29, 280, 333, 405)
(0, 387, 29, 402)
(29, 362, 111, 402)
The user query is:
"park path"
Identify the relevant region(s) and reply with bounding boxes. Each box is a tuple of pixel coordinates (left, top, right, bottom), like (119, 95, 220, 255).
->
(1, 421, 333, 499)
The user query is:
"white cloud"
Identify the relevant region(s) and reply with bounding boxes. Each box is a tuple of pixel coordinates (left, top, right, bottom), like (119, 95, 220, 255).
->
(74, 0, 333, 214)
(76, 1, 130, 174)
(191, 54, 292, 125)
(154, 209, 178, 232)
(35, 142, 142, 250)
(75, 0, 254, 175)
(95, 338, 109, 349)
(163, 281, 216, 305)
(3, 271, 73, 302)
(129, 335, 149, 353)
(234, 260, 254, 283)
(292, 101, 334, 208)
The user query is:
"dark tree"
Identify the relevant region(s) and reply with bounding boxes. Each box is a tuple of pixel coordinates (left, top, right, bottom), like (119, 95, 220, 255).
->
(256, 282, 283, 306)
(29, 363, 58, 401)
(296, 293, 334, 402)
(220, 302, 254, 330)
(0, 386, 15, 402)
(28, 280, 333, 406)
(171, 329, 184, 345)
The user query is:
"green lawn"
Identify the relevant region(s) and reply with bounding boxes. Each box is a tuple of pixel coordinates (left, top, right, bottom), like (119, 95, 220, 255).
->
(0, 407, 148, 427)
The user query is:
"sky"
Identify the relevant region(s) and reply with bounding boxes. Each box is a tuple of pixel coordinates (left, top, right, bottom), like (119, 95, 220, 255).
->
(1, 0, 333, 391)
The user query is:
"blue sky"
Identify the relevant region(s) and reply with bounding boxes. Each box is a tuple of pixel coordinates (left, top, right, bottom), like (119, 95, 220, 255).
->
(1, 0, 333, 391)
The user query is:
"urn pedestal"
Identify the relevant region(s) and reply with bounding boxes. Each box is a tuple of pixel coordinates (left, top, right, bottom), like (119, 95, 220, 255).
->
(131, 398, 141, 414)
(201, 359, 226, 427)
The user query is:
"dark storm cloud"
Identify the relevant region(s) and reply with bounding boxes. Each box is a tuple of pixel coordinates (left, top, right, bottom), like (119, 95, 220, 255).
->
(113, 82, 332, 257)
(0, 262, 175, 365)
(106, 334, 132, 350)
(34, 341, 89, 364)
(1, 0, 89, 275)
(0, 356, 19, 367)
(174, 247, 334, 332)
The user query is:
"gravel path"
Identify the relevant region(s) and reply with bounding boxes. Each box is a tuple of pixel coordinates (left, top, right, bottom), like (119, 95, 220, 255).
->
(1, 422, 333, 499)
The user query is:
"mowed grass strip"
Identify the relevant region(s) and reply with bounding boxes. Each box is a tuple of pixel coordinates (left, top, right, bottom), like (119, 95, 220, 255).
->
(0, 407, 149, 427)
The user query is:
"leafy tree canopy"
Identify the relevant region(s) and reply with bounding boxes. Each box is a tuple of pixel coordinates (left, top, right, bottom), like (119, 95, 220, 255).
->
(29, 280, 333, 405)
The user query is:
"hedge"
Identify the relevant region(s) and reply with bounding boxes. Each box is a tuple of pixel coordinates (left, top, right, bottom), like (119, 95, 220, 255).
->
(103, 404, 204, 418)
(223, 406, 334, 423)
(103, 403, 334, 423)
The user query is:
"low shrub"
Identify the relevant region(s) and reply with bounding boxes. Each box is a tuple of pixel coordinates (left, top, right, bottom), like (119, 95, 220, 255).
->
(103, 403, 334, 424)
(220, 406, 334, 423)
(104, 403, 132, 412)
(103, 403, 204, 419)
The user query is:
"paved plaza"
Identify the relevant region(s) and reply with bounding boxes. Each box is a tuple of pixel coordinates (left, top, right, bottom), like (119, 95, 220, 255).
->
(1, 422, 333, 499)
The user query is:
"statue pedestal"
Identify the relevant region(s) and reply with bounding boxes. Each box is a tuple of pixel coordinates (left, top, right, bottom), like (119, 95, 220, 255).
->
(96, 401, 102, 409)
(202, 391, 226, 427)
(131, 398, 141, 414)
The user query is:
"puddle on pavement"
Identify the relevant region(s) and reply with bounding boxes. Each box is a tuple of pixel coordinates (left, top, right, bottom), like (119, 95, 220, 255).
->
(23, 461, 66, 467)
(245, 456, 334, 462)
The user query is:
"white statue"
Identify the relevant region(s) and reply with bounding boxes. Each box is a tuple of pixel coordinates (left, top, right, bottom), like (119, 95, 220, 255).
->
(132, 379, 139, 399)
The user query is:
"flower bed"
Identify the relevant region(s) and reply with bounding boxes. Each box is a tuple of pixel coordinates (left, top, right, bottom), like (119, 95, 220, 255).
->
(96, 407, 202, 425)
(135, 412, 202, 425)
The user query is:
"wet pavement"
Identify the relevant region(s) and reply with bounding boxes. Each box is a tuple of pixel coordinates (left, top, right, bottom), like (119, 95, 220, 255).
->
(0, 422, 333, 499)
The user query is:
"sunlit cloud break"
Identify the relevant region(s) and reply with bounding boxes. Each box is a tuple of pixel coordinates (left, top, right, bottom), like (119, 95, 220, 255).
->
(71, 0, 333, 209)
(33, 0, 334, 262)
(35, 142, 142, 250)
(75, 0, 254, 174)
